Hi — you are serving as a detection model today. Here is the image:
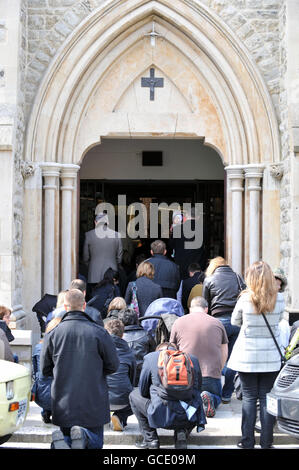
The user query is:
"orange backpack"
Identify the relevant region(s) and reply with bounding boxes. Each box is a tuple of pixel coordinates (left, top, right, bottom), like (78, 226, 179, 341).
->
(158, 349, 194, 393)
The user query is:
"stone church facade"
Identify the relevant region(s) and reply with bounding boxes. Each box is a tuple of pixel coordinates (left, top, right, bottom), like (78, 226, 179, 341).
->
(1, 0, 299, 335)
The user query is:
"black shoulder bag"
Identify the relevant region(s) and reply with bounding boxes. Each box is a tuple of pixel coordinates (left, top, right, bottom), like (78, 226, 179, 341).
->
(261, 313, 287, 369)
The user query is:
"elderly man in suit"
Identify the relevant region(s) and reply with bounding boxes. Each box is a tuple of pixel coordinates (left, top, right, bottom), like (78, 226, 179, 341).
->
(83, 212, 123, 299)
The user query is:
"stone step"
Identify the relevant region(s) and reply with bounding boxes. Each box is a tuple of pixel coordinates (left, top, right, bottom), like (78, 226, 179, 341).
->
(7, 400, 299, 447)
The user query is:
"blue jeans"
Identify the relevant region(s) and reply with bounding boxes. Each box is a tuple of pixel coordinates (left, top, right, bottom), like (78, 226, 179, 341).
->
(238, 372, 278, 448)
(61, 426, 104, 449)
(201, 377, 222, 409)
(217, 314, 240, 399)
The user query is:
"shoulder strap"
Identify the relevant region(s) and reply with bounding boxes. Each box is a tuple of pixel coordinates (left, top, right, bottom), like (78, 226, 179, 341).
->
(235, 273, 243, 292)
(261, 313, 286, 362)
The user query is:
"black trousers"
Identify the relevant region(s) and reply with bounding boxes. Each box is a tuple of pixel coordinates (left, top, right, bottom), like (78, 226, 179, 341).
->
(129, 388, 158, 442)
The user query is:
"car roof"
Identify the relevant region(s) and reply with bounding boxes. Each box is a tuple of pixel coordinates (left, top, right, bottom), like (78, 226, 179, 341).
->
(0, 360, 30, 382)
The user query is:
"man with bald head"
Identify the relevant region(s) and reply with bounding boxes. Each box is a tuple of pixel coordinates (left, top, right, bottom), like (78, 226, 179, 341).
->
(41, 289, 119, 449)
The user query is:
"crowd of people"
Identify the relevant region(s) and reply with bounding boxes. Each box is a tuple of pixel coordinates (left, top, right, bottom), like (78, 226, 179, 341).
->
(1, 209, 298, 450)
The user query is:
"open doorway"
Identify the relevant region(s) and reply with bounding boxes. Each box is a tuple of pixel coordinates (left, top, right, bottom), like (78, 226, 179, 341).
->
(79, 179, 224, 274)
(78, 138, 225, 278)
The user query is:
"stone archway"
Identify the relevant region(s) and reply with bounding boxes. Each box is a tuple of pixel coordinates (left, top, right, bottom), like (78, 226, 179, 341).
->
(23, 0, 281, 305)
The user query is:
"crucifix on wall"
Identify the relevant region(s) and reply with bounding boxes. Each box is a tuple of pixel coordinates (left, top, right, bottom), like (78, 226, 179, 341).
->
(141, 68, 164, 101)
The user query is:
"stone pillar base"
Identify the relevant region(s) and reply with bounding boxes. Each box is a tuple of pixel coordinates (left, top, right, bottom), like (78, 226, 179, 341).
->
(10, 330, 34, 374)
(11, 306, 41, 352)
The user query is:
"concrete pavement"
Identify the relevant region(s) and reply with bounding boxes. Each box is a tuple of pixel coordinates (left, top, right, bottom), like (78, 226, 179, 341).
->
(6, 395, 299, 449)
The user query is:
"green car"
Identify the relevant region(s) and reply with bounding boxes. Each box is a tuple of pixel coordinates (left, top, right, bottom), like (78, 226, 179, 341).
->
(0, 359, 31, 445)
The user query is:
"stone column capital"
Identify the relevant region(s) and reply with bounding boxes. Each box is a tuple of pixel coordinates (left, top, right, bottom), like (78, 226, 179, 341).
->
(40, 162, 62, 177)
(244, 164, 265, 177)
(225, 165, 245, 192)
(60, 164, 80, 177)
(225, 165, 245, 177)
(60, 164, 80, 191)
(244, 164, 264, 191)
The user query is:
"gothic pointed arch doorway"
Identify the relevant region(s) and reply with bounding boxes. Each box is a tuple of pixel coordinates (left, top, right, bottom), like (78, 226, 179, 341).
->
(23, 0, 281, 309)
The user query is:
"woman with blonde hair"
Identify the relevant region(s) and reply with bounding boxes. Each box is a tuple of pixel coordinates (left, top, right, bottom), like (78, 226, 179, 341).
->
(205, 256, 227, 278)
(228, 261, 285, 449)
(45, 290, 68, 326)
(202, 256, 246, 403)
(103, 297, 127, 325)
(125, 261, 163, 316)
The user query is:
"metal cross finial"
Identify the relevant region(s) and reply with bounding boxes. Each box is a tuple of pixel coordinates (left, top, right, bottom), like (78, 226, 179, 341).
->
(145, 21, 162, 47)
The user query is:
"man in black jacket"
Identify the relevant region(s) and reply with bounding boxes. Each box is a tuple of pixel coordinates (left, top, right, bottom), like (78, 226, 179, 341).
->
(147, 240, 180, 298)
(40, 289, 119, 449)
(70, 278, 104, 326)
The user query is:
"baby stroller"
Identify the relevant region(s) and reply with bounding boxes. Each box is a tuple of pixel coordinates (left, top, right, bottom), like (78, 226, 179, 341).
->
(138, 297, 184, 345)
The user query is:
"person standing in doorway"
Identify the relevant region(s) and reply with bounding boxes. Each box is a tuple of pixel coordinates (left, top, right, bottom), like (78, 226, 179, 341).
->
(147, 240, 180, 299)
(169, 207, 206, 280)
(83, 212, 123, 300)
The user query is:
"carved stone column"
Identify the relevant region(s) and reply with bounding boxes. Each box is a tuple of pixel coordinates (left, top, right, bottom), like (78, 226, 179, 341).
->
(41, 163, 61, 295)
(244, 165, 264, 266)
(225, 166, 244, 275)
(60, 164, 80, 290)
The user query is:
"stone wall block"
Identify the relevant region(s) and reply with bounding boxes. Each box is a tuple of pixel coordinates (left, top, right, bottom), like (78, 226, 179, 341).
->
(28, 0, 47, 7)
(35, 50, 51, 66)
(263, 0, 281, 9)
(28, 14, 45, 30)
(236, 21, 254, 40)
(27, 68, 42, 85)
(227, 12, 247, 30)
(54, 20, 73, 37)
(245, 10, 280, 19)
(30, 59, 47, 73)
(48, 0, 77, 7)
(63, 10, 81, 28)
(45, 14, 62, 30)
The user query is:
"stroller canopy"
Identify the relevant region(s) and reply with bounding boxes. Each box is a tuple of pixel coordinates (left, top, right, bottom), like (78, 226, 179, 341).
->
(140, 297, 184, 336)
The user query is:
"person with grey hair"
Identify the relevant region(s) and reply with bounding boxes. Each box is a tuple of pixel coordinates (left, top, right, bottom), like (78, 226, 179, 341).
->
(40, 288, 119, 449)
(170, 296, 228, 418)
(189, 296, 209, 311)
(83, 212, 123, 300)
